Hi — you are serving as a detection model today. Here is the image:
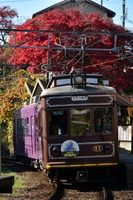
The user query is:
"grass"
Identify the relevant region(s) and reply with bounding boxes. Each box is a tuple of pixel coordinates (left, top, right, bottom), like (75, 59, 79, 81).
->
(13, 174, 26, 189)
(1, 165, 26, 189)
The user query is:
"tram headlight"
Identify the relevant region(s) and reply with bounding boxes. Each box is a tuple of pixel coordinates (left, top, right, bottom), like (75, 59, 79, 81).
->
(74, 74, 84, 85)
(52, 146, 60, 157)
(70, 72, 86, 87)
(104, 144, 111, 153)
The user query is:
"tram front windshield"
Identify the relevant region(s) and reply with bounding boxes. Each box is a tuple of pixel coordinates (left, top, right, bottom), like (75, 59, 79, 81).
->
(48, 107, 112, 136)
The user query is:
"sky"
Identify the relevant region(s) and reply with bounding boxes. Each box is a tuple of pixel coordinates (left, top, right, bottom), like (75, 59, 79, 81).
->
(0, 0, 133, 30)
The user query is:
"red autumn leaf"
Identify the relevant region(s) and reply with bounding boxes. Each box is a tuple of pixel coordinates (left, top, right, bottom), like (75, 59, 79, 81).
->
(8, 8, 133, 90)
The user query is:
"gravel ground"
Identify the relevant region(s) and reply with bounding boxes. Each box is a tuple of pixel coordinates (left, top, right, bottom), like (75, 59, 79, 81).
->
(1, 162, 133, 200)
(0, 163, 54, 200)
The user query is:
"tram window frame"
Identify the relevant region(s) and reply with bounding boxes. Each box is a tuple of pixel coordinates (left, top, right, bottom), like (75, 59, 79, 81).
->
(118, 107, 131, 126)
(48, 109, 68, 136)
(22, 118, 29, 136)
(17, 118, 23, 135)
(94, 107, 113, 134)
(37, 108, 42, 136)
(70, 107, 91, 136)
(118, 116, 131, 126)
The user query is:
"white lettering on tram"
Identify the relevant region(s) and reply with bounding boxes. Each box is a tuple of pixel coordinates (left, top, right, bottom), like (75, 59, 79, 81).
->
(71, 96, 88, 101)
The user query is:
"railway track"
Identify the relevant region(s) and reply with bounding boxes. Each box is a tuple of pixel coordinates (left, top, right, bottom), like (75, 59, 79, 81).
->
(1, 157, 133, 199)
(48, 182, 114, 200)
(2, 157, 114, 199)
(48, 183, 64, 200)
(1, 157, 17, 163)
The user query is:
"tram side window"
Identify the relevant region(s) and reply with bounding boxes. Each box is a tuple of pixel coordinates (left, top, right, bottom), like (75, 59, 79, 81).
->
(23, 117, 29, 136)
(16, 118, 29, 136)
(37, 108, 42, 136)
(49, 110, 68, 136)
(17, 119, 23, 135)
(22, 118, 29, 136)
(71, 108, 90, 136)
(118, 116, 131, 126)
(94, 108, 112, 134)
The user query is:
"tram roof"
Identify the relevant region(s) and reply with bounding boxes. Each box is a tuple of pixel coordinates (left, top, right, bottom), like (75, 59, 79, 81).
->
(40, 84, 116, 97)
(117, 94, 133, 107)
(24, 73, 133, 108)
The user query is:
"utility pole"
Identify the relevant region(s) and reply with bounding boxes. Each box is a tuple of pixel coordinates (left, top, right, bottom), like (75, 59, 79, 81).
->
(100, 0, 126, 28)
(122, 0, 126, 28)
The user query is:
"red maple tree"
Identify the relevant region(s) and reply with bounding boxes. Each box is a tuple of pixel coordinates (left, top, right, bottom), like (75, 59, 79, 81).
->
(8, 8, 133, 90)
(0, 6, 18, 72)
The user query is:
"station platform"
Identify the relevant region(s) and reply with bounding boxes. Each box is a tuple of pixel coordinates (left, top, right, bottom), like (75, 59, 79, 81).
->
(0, 175, 14, 193)
(118, 145, 133, 189)
(119, 153, 133, 164)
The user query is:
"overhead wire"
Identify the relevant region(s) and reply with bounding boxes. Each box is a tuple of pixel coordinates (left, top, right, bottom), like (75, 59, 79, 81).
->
(32, 31, 133, 74)
(0, 0, 132, 75)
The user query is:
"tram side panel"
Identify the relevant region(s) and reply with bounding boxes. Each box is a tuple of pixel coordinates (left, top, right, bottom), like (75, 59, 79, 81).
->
(13, 104, 42, 165)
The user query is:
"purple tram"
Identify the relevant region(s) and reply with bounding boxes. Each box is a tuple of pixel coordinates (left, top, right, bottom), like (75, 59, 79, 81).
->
(13, 72, 119, 183)
(13, 100, 44, 169)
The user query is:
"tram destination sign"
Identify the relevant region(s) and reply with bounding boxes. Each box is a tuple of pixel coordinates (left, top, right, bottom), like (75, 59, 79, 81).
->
(46, 95, 113, 107)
